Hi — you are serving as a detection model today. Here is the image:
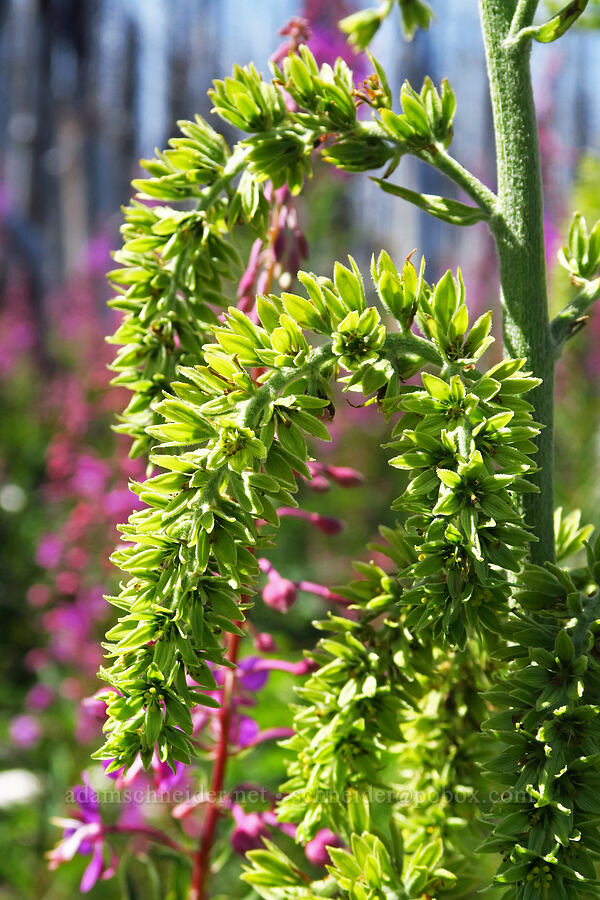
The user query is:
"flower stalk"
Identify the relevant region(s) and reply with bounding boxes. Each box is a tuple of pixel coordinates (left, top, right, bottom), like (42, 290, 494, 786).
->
(480, 0, 556, 563)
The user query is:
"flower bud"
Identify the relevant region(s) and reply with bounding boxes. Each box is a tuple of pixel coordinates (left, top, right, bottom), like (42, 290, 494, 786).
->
(254, 631, 278, 653)
(231, 805, 270, 855)
(324, 465, 364, 488)
(262, 572, 298, 613)
(305, 829, 342, 866)
(308, 512, 345, 535)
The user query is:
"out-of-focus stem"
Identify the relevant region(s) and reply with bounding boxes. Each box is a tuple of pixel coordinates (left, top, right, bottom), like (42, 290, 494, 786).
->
(188, 632, 241, 900)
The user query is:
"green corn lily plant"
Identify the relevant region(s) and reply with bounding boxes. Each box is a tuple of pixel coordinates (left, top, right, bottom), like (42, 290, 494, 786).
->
(96, 1, 600, 897)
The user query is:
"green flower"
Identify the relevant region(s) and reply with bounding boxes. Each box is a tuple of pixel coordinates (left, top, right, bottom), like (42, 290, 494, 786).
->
(338, 7, 386, 51)
(331, 307, 386, 371)
(206, 421, 266, 472)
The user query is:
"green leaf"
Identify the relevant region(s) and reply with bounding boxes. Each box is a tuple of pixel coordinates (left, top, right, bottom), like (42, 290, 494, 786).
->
(533, 0, 589, 43)
(373, 179, 489, 225)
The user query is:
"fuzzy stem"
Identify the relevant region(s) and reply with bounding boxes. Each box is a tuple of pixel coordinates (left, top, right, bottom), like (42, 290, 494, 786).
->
(422, 146, 497, 213)
(189, 632, 241, 900)
(479, 0, 555, 564)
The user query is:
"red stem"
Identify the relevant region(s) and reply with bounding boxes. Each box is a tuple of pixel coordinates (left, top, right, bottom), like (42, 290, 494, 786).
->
(188, 631, 241, 900)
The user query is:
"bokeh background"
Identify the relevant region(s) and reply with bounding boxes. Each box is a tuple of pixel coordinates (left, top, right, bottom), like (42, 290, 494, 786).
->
(0, 1, 599, 897)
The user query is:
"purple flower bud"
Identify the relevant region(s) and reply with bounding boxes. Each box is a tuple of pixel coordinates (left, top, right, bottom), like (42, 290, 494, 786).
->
(237, 239, 263, 298)
(254, 631, 277, 653)
(308, 512, 345, 535)
(262, 572, 298, 613)
(274, 185, 289, 205)
(230, 804, 270, 855)
(233, 715, 261, 748)
(324, 465, 364, 488)
(273, 229, 287, 261)
(298, 581, 349, 606)
(256, 270, 270, 296)
(294, 228, 310, 260)
(305, 829, 343, 867)
(277, 506, 345, 534)
(307, 473, 330, 492)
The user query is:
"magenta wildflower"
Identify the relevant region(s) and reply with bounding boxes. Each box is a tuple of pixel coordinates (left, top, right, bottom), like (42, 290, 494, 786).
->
(9, 714, 41, 748)
(48, 777, 116, 893)
(305, 828, 343, 866)
(276, 506, 345, 535)
(259, 557, 298, 612)
(230, 803, 271, 855)
(298, 580, 349, 606)
(35, 534, 63, 569)
(25, 683, 54, 711)
(324, 465, 364, 488)
(253, 631, 278, 653)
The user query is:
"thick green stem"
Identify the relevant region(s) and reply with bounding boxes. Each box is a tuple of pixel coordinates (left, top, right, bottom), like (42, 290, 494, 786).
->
(479, 0, 555, 564)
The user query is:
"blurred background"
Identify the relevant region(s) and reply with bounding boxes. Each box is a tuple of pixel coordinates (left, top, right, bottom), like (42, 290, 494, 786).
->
(0, 1, 598, 897)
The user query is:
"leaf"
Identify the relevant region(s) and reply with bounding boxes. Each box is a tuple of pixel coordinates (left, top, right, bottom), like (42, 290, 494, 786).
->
(282, 292, 327, 331)
(372, 179, 488, 225)
(533, 0, 589, 42)
(334, 260, 366, 312)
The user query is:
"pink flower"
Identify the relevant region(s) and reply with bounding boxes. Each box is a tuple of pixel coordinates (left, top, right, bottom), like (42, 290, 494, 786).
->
(305, 828, 343, 867)
(276, 506, 345, 534)
(9, 714, 41, 748)
(259, 558, 298, 613)
(27, 584, 52, 607)
(263, 573, 298, 612)
(324, 465, 364, 488)
(47, 777, 116, 893)
(298, 581, 349, 606)
(26, 683, 54, 711)
(36, 534, 62, 568)
(253, 631, 278, 653)
(72, 454, 110, 496)
(230, 804, 271, 855)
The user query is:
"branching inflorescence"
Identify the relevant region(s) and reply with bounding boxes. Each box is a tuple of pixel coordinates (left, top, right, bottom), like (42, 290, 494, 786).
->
(47, 0, 600, 897)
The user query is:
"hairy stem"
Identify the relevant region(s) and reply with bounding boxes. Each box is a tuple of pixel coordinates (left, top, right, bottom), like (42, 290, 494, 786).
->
(423, 146, 498, 213)
(479, 0, 555, 563)
(189, 632, 241, 900)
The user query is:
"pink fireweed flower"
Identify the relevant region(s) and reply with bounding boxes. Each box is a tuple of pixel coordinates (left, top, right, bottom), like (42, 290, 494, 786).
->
(305, 462, 331, 492)
(306, 461, 364, 490)
(9, 714, 41, 748)
(236, 726, 295, 749)
(253, 630, 278, 653)
(230, 803, 271, 855)
(297, 580, 349, 606)
(47, 777, 117, 893)
(26, 683, 54, 711)
(271, 17, 312, 66)
(324, 465, 364, 488)
(262, 571, 298, 612)
(36, 534, 63, 569)
(277, 506, 345, 535)
(305, 828, 343, 867)
(245, 656, 317, 678)
(26, 583, 52, 607)
(259, 557, 298, 612)
(259, 557, 348, 610)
